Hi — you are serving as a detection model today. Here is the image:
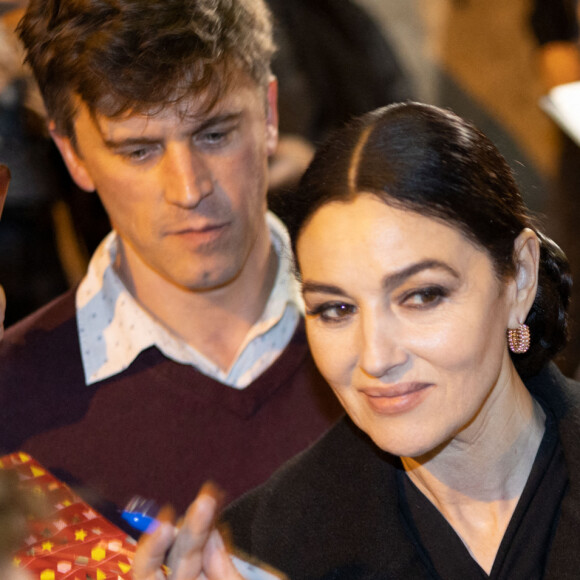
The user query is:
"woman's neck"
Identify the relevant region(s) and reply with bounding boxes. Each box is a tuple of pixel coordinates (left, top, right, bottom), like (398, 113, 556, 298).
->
(401, 377, 546, 574)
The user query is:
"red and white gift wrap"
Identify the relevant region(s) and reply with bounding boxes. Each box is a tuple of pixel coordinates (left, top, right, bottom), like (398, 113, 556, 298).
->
(1, 452, 137, 580)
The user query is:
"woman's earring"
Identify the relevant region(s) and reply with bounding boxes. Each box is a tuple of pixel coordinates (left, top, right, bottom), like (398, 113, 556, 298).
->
(507, 323, 531, 354)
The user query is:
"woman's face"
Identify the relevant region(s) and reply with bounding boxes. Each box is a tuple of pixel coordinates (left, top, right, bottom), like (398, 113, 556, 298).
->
(297, 194, 520, 458)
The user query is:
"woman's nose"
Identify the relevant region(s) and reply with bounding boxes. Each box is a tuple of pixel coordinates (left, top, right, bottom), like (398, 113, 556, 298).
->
(358, 315, 408, 379)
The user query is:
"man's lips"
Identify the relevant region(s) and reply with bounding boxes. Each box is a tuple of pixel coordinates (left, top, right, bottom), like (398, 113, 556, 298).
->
(358, 382, 433, 414)
(169, 221, 230, 235)
(163, 219, 233, 243)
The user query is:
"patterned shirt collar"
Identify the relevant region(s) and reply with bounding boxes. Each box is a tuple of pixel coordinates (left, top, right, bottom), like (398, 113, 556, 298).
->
(76, 212, 302, 388)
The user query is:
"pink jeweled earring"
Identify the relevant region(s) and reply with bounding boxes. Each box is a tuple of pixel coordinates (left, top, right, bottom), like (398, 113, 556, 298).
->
(507, 323, 531, 354)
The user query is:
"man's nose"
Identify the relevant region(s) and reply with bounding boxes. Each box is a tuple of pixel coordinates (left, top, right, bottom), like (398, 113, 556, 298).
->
(163, 146, 214, 207)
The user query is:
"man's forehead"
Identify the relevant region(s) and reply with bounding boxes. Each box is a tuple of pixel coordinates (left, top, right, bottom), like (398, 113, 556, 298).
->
(77, 69, 266, 129)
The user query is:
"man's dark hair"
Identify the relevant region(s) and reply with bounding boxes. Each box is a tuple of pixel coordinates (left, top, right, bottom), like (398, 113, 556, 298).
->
(18, 0, 275, 139)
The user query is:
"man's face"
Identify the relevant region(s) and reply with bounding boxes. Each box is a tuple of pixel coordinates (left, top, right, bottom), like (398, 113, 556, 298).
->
(53, 76, 278, 294)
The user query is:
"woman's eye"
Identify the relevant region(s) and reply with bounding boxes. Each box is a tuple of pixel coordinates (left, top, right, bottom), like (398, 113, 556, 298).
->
(401, 286, 447, 308)
(306, 302, 357, 322)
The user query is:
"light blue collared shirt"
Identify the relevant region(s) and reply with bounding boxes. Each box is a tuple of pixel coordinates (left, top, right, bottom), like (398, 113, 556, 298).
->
(76, 212, 302, 388)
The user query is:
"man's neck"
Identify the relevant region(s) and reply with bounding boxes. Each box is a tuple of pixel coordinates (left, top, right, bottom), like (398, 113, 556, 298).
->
(114, 231, 278, 372)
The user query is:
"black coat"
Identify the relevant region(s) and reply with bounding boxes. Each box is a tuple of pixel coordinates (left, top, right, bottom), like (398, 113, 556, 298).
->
(224, 364, 580, 579)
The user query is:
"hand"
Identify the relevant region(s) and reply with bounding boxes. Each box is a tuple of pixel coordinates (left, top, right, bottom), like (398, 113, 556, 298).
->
(132, 484, 245, 580)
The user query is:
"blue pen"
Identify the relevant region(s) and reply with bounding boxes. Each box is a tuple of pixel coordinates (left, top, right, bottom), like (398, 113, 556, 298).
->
(121, 495, 160, 533)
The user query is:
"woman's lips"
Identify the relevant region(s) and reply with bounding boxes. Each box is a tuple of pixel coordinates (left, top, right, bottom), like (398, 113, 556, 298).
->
(358, 382, 433, 415)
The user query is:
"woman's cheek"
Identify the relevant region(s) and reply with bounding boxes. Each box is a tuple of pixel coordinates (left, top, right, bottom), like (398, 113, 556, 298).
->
(307, 323, 356, 387)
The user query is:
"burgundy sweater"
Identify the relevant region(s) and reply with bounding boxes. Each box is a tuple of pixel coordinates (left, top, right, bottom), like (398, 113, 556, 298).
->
(0, 289, 343, 522)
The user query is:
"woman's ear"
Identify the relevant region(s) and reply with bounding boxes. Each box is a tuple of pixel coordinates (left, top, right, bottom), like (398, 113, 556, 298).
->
(508, 228, 540, 326)
(49, 122, 96, 192)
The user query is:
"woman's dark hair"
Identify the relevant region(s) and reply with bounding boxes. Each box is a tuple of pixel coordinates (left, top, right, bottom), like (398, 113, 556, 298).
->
(283, 102, 571, 378)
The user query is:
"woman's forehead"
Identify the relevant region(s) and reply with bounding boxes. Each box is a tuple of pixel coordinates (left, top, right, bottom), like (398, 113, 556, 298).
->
(297, 194, 490, 274)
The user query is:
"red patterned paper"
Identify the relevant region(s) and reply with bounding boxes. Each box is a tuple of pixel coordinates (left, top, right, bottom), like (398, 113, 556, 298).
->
(1, 452, 136, 580)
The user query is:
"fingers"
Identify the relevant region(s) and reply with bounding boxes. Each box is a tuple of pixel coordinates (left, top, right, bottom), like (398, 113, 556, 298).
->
(133, 483, 242, 580)
(203, 529, 245, 579)
(132, 520, 176, 580)
(165, 484, 224, 580)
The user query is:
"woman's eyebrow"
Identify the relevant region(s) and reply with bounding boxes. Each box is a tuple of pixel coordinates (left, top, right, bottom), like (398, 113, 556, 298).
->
(381, 260, 459, 292)
(301, 260, 458, 297)
(301, 281, 346, 296)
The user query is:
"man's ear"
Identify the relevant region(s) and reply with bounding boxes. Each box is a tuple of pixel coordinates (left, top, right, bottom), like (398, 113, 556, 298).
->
(49, 122, 96, 192)
(508, 228, 540, 326)
(265, 76, 279, 157)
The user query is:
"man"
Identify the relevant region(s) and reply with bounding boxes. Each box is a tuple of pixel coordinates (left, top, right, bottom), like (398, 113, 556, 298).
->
(0, 0, 341, 520)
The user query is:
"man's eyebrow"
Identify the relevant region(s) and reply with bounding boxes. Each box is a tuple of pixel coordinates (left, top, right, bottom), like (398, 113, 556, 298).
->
(101, 135, 158, 149)
(99, 112, 243, 149)
(301, 260, 459, 296)
(191, 111, 243, 132)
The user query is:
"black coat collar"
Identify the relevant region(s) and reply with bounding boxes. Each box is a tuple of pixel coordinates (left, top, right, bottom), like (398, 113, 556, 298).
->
(528, 364, 580, 579)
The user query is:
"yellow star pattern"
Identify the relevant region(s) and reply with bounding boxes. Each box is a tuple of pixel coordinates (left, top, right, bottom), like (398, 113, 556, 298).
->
(31, 466, 46, 477)
(118, 562, 132, 574)
(2, 452, 137, 579)
(92, 546, 106, 561)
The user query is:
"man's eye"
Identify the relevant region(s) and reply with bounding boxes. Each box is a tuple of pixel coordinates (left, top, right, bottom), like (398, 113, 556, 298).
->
(401, 286, 448, 308)
(196, 125, 236, 148)
(120, 146, 156, 163)
(306, 302, 357, 322)
(205, 131, 228, 143)
(128, 149, 149, 160)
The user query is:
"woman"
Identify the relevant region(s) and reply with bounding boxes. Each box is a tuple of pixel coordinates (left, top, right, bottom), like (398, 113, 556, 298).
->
(133, 103, 576, 579)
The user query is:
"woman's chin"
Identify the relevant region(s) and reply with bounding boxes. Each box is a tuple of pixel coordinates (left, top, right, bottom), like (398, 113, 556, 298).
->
(362, 423, 450, 460)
